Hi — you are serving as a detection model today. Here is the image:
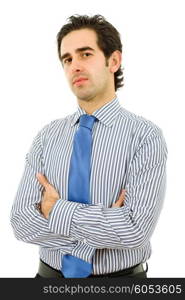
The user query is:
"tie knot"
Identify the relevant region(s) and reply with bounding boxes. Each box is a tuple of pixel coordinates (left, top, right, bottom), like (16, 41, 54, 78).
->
(79, 114, 97, 130)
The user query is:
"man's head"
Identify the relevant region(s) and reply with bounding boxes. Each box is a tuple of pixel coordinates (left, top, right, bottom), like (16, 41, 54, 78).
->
(57, 15, 123, 103)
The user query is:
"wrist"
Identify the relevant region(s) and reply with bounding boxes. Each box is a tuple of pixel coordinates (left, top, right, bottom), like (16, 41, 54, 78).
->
(36, 201, 53, 219)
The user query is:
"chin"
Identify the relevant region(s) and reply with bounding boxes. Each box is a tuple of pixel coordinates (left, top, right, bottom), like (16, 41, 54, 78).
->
(78, 93, 96, 102)
(74, 90, 96, 102)
(79, 97, 93, 102)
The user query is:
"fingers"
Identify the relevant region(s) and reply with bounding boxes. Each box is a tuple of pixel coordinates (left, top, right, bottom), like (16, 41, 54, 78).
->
(36, 173, 50, 189)
(119, 189, 126, 197)
(117, 189, 126, 205)
(112, 189, 126, 208)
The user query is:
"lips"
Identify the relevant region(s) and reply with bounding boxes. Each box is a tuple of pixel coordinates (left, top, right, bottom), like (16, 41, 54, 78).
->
(73, 77, 88, 85)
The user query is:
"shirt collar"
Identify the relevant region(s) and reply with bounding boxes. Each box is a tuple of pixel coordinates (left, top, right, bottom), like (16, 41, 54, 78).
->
(71, 97, 121, 127)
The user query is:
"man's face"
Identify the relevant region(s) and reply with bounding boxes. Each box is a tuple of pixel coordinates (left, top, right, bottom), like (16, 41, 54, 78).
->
(60, 28, 113, 102)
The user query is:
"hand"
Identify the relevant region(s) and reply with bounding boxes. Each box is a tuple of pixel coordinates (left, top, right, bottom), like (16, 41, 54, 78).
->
(36, 173, 60, 219)
(111, 189, 126, 208)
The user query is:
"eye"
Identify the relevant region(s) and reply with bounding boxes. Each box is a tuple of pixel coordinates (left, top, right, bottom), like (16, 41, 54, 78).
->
(63, 57, 72, 64)
(82, 52, 92, 57)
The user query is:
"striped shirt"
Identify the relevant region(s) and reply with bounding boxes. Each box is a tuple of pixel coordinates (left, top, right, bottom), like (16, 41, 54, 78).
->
(10, 97, 168, 275)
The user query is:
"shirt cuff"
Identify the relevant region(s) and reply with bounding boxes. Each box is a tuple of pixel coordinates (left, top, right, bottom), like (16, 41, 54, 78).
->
(71, 241, 96, 263)
(48, 199, 79, 236)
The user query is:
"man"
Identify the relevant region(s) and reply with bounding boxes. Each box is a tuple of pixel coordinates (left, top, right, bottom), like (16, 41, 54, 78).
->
(10, 15, 167, 278)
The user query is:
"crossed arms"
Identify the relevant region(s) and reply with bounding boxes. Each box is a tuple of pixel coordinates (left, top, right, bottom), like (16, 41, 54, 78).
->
(10, 124, 167, 252)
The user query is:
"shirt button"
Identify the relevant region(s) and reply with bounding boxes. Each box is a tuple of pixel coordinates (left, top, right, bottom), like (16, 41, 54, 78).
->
(83, 238, 87, 244)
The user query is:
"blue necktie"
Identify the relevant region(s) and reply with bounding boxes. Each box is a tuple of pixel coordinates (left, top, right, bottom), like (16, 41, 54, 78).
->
(62, 114, 97, 278)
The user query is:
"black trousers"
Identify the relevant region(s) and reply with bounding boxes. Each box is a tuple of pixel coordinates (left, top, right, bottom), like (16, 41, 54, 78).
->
(35, 260, 148, 278)
(35, 271, 147, 278)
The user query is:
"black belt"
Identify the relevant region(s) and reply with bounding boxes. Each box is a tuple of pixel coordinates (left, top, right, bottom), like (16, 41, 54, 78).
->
(38, 259, 147, 278)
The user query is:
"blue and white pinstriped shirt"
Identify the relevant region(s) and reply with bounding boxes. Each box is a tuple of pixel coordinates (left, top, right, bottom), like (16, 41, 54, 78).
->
(10, 97, 167, 275)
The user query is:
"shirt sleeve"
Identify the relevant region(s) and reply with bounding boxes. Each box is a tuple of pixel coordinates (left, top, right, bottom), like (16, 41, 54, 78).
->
(48, 128, 168, 250)
(10, 122, 74, 248)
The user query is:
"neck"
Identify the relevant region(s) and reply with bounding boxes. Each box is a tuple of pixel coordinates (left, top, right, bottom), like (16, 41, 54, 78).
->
(77, 92, 117, 115)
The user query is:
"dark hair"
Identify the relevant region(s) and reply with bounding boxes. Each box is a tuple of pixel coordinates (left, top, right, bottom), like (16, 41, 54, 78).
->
(57, 15, 124, 91)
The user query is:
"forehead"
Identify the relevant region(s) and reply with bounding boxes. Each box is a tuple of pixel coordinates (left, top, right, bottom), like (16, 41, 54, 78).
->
(60, 28, 99, 54)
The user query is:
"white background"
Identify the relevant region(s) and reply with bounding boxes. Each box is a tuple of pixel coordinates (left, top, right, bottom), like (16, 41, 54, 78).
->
(0, 0, 184, 278)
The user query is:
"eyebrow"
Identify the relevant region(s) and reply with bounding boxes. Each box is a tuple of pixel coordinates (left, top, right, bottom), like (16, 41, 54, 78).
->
(60, 47, 95, 62)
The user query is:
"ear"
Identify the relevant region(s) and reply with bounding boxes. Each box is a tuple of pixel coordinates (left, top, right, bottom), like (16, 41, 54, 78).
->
(109, 50, 122, 73)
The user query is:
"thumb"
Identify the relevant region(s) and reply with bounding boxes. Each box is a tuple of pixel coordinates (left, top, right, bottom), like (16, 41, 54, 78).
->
(118, 189, 126, 204)
(119, 189, 126, 197)
(111, 189, 126, 208)
(36, 173, 49, 189)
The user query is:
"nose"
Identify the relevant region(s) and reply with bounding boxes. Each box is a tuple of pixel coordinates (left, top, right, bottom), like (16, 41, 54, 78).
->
(71, 58, 84, 73)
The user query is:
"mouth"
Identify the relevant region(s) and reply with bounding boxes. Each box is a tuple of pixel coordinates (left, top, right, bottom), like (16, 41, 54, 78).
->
(73, 77, 88, 86)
